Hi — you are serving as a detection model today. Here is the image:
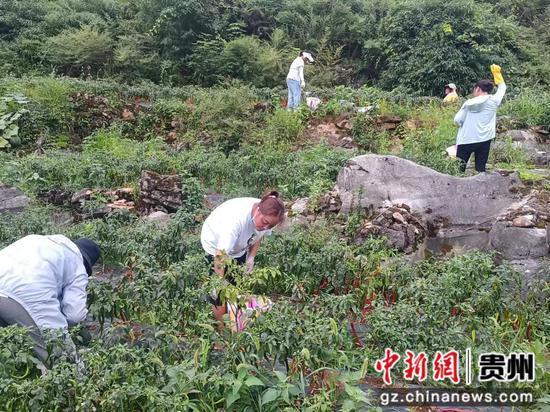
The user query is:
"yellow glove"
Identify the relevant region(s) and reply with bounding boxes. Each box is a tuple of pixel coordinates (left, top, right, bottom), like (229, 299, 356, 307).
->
(490, 64, 504, 85)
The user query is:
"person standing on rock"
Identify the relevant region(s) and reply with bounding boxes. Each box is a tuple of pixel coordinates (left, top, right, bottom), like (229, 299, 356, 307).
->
(286, 51, 314, 110)
(201, 191, 285, 330)
(443, 83, 459, 103)
(453, 64, 507, 173)
(0, 235, 100, 370)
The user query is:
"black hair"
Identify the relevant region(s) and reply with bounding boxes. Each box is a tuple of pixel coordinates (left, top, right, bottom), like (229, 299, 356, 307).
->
(475, 79, 494, 93)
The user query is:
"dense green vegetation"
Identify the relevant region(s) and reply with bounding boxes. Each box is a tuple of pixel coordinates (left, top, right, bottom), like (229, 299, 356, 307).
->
(0, 0, 549, 410)
(0, 74, 548, 410)
(1, 0, 549, 93)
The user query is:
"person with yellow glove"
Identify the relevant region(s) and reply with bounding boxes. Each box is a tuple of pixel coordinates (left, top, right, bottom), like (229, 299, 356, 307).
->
(453, 64, 507, 172)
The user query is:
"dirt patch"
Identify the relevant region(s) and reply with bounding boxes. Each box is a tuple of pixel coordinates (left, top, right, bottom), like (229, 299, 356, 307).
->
(302, 113, 357, 149)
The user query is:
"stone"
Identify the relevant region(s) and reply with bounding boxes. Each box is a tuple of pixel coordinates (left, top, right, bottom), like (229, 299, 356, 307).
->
(291, 198, 309, 215)
(0, 186, 30, 213)
(392, 212, 406, 224)
(122, 108, 135, 120)
(489, 222, 548, 259)
(139, 170, 182, 213)
(71, 188, 93, 204)
(512, 215, 535, 228)
(335, 119, 352, 131)
(204, 193, 225, 209)
(336, 155, 523, 226)
(505, 129, 538, 142)
(144, 211, 171, 228)
(404, 119, 424, 130)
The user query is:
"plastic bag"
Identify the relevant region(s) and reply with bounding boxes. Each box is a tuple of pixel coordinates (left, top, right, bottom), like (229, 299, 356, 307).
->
(306, 97, 321, 110)
(446, 144, 457, 158)
(227, 296, 273, 332)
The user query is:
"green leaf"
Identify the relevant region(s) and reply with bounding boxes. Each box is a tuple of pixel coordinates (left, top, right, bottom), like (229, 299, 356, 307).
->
(244, 376, 264, 387)
(232, 379, 243, 395)
(261, 388, 280, 405)
(226, 391, 240, 408)
(273, 370, 287, 382)
(0, 137, 10, 148)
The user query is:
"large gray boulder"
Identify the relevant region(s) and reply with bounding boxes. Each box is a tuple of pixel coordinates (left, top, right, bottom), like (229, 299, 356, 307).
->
(336, 155, 524, 226)
(489, 222, 549, 259)
(0, 186, 30, 213)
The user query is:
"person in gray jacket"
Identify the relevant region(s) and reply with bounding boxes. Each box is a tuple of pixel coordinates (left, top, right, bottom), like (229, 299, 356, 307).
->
(0, 235, 100, 367)
(453, 64, 506, 172)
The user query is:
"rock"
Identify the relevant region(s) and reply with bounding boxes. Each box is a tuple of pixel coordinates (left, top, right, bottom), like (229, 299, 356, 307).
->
(359, 202, 426, 253)
(498, 129, 550, 166)
(122, 108, 135, 120)
(317, 190, 342, 214)
(291, 198, 309, 215)
(392, 212, 406, 224)
(512, 215, 535, 228)
(335, 119, 352, 131)
(71, 188, 93, 204)
(144, 211, 171, 228)
(336, 155, 524, 226)
(38, 188, 72, 206)
(496, 115, 521, 133)
(404, 119, 424, 130)
(532, 126, 549, 137)
(107, 199, 135, 212)
(139, 170, 182, 213)
(374, 115, 402, 131)
(204, 193, 225, 209)
(0, 186, 30, 213)
(505, 129, 538, 142)
(489, 222, 548, 259)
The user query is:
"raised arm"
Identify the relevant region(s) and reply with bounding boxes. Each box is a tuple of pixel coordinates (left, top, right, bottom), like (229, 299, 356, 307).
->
(490, 64, 506, 106)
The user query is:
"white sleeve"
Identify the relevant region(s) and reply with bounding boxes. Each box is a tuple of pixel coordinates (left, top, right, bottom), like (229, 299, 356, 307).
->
(491, 82, 506, 106)
(61, 270, 88, 326)
(299, 64, 305, 86)
(454, 104, 467, 127)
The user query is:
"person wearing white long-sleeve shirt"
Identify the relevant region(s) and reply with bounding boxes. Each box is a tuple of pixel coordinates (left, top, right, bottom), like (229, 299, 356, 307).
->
(453, 65, 507, 172)
(286, 51, 314, 109)
(0, 235, 100, 365)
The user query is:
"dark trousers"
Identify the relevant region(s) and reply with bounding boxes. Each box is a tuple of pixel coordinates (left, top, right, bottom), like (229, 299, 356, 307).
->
(0, 296, 49, 363)
(0, 296, 82, 372)
(456, 139, 492, 172)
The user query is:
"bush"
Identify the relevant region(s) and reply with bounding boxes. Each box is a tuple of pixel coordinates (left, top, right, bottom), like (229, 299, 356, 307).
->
(377, 0, 522, 95)
(43, 25, 114, 75)
(501, 89, 550, 127)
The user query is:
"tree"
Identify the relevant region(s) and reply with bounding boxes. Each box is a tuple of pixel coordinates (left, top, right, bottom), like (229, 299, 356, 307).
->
(377, 0, 522, 95)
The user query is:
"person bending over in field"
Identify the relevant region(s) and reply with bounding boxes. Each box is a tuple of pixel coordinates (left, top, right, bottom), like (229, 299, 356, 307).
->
(0, 235, 100, 370)
(201, 191, 285, 330)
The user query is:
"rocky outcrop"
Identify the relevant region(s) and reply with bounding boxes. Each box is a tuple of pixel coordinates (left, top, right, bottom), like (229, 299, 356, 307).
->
(357, 202, 427, 253)
(139, 170, 182, 213)
(335, 154, 549, 260)
(336, 155, 524, 225)
(0, 186, 30, 213)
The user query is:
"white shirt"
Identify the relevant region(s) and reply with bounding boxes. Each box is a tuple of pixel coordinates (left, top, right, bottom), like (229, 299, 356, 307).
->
(201, 198, 272, 258)
(0, 235, 89, 329)
(287, 57, 305, 86)
(454, 83, 506, 145)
